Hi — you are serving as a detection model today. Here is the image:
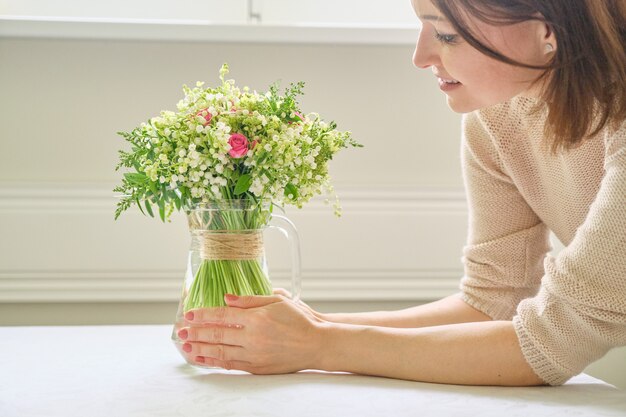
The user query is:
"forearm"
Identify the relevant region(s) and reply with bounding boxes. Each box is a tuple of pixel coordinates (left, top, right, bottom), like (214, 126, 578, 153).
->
(315, 320, 545, 386)
(320, 293, 492, 328)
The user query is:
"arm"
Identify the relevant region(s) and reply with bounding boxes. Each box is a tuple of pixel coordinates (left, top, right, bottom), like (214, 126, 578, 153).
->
(316, 319, 544, 386)
(182, 294, 543, 386)
(320, 292, 492, 328)
(511, 121, 626, 386)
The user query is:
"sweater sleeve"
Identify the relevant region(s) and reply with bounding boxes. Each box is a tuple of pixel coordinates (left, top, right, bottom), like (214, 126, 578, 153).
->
(512, 122, 626, 386)
(459, 111, 552, 321)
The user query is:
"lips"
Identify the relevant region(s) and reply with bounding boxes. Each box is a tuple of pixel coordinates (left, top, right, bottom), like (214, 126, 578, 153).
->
(437, 76, 460, 85)
(436, 75, 462, 92)
(433, 69, 461, 84)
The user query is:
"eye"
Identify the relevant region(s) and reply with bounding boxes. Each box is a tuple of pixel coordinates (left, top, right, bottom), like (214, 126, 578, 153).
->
(434, 31, 459, 45)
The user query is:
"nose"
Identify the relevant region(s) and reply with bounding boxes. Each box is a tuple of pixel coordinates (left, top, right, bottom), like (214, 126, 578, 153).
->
(412, 28, 439, 69)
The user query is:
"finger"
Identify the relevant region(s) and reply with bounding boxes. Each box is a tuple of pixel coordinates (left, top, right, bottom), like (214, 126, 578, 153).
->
(183, 342, 250, 363)
(272, 288, 292, 298)
(193, 356, 257, 372)
(184, 306, 245, 326)
(224, 294, 284, 309)
(178, 325, 245, 346)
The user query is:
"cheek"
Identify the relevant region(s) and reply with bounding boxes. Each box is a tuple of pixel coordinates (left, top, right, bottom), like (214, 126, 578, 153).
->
(448, 52, 536, 107)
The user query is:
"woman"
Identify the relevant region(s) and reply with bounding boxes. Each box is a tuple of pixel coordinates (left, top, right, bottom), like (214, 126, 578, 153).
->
(178, 0, 626, 386)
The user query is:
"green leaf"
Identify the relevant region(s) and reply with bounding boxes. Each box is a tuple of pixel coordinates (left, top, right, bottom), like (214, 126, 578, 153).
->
(234, 174, 253, 195)
(124, 172, 147, 185)
(136, 197, 146, 216)
(145, 199, 154, 217)
(158, 198, 165, 222)
(284, 183, 298, 200)
(257, 152, 269, 165)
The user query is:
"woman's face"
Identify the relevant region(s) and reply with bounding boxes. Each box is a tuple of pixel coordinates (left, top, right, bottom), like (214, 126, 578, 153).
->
(411, 0, 554, 113)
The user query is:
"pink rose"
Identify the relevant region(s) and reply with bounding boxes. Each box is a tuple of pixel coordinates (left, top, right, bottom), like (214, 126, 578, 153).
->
(195, 109, 212, 126)
(228, 133, 249, 158)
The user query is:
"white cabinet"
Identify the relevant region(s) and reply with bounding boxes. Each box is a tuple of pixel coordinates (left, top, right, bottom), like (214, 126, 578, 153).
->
(0, 0, 419, 44)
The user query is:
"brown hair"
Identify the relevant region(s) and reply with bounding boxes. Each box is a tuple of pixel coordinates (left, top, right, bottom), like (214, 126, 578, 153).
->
(432, 0, 626, 154)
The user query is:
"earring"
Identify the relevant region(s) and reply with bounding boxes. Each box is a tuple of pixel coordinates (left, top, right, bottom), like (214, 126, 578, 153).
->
(545, 43, 554, 53)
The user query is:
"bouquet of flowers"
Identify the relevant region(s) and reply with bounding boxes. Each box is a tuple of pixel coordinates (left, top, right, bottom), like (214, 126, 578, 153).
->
(114, 64, 361, 310)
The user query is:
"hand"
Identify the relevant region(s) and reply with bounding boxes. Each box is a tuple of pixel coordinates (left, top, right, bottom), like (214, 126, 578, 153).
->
(272, 287, 326, 322)
(178, 293, 327, 374)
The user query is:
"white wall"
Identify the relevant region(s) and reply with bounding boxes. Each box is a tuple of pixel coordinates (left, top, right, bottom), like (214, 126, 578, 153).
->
(0, 35, 466, 305)
(0, 32, 624, 388)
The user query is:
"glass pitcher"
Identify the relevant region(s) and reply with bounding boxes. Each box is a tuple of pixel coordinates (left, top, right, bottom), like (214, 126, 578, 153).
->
(170, 199, 301, 368)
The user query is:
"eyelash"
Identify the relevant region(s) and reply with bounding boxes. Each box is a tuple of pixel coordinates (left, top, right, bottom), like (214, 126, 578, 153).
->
(434, 31, 459, 45)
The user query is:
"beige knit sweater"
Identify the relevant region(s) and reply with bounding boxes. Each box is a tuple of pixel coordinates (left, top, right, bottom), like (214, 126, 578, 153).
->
(459, 95, 626, 386)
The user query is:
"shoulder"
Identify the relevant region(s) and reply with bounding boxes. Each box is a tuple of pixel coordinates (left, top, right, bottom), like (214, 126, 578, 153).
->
(462, 95, 544, 158)
(604, 118, 626, 166)
(464, 95, 544, 139)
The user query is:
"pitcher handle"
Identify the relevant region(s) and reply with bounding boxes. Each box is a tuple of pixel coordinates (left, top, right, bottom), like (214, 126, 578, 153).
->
(268, 214, 302, 303)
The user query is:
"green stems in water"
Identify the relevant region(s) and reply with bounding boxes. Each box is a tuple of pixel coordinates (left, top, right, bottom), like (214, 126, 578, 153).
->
(184, 258, 273, 310)
(183, 199, 274, 310)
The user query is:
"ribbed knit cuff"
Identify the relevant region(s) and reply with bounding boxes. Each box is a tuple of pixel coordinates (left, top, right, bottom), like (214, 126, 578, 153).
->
(459, 291, 516, 321)
(512, 315, 572, 386)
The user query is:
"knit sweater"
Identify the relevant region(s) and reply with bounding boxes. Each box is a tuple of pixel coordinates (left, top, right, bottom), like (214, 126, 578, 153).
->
(458, 95, 626, 386)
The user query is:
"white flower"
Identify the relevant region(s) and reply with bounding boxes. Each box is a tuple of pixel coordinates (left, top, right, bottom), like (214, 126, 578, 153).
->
(195, 125, 203, 133)
(159, 176, 166, 183)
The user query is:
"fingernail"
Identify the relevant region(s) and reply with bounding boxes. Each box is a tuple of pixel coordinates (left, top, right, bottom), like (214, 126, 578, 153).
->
(185, 311, 194, 321)
(177, 329, 188, 340)
(225, 294, 239, 302)
(182, 343, 192, 353)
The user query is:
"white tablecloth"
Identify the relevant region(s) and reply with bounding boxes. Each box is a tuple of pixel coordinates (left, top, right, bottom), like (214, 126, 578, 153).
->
(1, 324, 625, 417)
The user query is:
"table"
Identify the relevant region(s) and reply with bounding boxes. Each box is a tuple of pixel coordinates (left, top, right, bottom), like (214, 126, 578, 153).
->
(1, 325, 625, 417)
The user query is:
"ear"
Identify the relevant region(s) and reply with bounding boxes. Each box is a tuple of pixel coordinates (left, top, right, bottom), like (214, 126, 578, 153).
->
(538, 20, 557, 55)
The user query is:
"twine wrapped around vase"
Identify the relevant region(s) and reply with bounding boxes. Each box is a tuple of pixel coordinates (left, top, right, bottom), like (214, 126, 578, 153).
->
(195, 231, 264, 260)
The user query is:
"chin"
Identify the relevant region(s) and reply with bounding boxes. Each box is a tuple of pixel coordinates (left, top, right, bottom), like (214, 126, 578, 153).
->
(445, 96, 479, 114)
